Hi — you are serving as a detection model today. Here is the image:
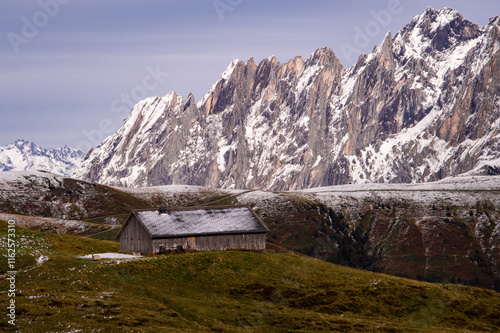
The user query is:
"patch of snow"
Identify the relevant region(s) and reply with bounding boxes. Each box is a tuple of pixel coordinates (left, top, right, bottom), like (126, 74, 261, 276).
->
(429, 7, 460, 33)
(297, 115, 310, 129)
(237, 190, 280, 202)
(80, 253, 141, 259)
(295, 64, 321, 99)
(37, 255, 49, 265)
(312, 155, 322, 168)
(217, 138, 237, 173)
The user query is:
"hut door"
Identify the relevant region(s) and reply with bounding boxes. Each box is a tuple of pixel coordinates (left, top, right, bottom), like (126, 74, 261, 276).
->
(187, 237, 195, 249)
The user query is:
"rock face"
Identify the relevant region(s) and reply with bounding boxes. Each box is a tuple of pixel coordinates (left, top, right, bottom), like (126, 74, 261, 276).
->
(77, 7, 500, 190)
(0, 139, 84, 176)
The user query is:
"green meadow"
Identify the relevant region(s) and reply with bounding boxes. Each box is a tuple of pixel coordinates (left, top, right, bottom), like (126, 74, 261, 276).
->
(1, 220, 499, 332)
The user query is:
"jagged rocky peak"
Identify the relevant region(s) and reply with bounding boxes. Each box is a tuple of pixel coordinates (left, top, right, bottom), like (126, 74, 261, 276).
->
(197, 59, 243, 114)
(398, 6, 482, 52)
(281, 55, 305, 75)
(308, 47, 342, 67)
(379, 32, 393, 57)
(489, 15, 500, 26)
(77, 7, 500, 190)
(356, 32, 395, 74)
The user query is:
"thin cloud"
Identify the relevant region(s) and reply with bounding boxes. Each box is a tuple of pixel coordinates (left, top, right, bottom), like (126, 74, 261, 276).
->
(0, 0, 497, 148)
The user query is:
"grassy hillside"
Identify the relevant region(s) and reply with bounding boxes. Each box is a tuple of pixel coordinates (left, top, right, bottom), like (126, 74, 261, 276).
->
(1, 221, 499, 332)
(2, 172, 499, 291)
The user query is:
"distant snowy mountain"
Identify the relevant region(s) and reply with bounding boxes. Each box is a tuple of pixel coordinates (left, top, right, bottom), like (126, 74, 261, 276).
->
(77, 7, 500, 190)
(0, 139, 84, 176)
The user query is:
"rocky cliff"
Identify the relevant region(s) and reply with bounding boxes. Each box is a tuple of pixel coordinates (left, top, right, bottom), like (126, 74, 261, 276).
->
(77, 7, 500, 190)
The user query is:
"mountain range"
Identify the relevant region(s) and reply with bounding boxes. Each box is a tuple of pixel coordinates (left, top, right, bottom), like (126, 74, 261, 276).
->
(2, 7, 500, 330)
(0, 139, 83, 176)
(65, 8, 500, 189)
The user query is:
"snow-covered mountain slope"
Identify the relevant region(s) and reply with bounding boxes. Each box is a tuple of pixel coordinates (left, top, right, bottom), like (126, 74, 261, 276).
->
(77, 7, 500, 190)
(0, 139, 84, 176)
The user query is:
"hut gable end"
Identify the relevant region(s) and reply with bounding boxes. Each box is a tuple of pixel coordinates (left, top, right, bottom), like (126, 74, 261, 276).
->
(118, 214, 153, 254)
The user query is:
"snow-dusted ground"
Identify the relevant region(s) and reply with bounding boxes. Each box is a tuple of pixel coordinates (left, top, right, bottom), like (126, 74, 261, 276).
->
(115, 184, 216, 194)
(295, 175, 500, 193)
(115, 184, 251, 196)
(289, 176, 500, 209)
(224, 175, 500, 208)
(0, 170, 65, 190)
(0, 212, 106, 235)
(237, 190, 280, 202)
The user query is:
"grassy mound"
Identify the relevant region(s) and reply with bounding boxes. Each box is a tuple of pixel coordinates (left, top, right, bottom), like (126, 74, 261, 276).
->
(1, 220, 499, 332)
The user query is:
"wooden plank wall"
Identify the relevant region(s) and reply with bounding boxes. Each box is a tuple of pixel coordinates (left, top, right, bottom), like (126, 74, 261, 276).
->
(195, 233, 266, 251)
(150, 233, 266, 254)
(119, 216, 153, 254)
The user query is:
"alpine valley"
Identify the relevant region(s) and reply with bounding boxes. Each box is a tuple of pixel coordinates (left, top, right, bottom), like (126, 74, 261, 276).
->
(77, 7, 500, 190)
(3, 6, 500, 332)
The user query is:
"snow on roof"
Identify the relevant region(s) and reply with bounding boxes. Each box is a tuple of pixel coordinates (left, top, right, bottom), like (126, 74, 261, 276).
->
(127, 205, 269, 239)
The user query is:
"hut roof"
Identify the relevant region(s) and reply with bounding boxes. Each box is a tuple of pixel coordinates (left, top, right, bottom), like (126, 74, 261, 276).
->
(118, 205, 269, 239)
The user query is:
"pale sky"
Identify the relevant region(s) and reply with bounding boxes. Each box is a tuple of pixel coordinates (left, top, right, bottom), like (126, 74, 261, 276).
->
(1, 0, 498, 151)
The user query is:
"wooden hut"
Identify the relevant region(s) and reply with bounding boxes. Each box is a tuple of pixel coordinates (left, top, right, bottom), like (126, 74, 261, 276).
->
(117, 205, 269, 255)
